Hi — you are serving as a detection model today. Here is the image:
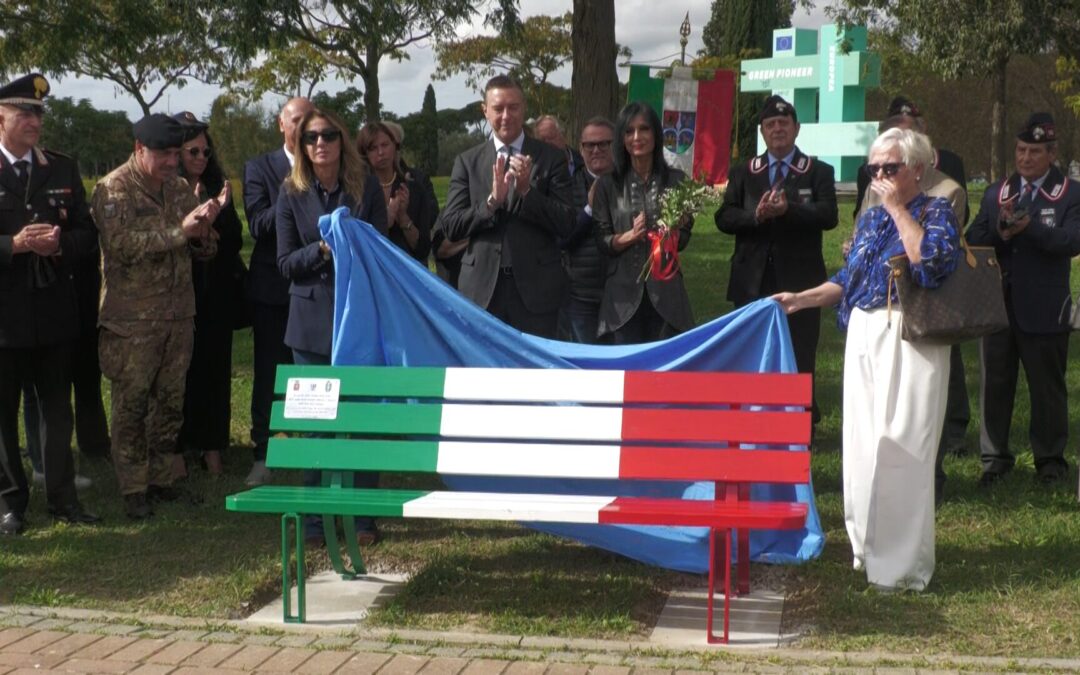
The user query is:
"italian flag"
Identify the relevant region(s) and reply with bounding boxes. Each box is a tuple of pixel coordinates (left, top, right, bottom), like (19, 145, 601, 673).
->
(626, 65, 735, 185)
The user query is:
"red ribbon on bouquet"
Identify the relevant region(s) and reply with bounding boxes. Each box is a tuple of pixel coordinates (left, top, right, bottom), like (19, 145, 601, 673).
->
(646, 228, 680, 281)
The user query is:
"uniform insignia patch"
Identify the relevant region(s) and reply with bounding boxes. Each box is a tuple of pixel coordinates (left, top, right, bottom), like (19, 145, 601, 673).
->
(1041, 208, 1056, 228)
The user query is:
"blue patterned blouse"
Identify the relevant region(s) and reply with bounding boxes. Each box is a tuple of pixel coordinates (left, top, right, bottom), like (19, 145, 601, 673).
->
(831, 193, 960, 330)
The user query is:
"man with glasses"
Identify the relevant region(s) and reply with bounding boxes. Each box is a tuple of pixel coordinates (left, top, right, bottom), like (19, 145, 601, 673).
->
(0, 73, 101, 535)
(91, 114, 224, 519)
(716, 95, 838, 431)
(556, 116, 615, 343)
(967, 112, 1080, 488)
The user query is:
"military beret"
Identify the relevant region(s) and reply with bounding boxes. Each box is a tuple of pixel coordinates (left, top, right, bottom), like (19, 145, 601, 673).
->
(886, 96, 922, 118)
(0, 73, 50, 109)
(133, 113, 186, 149)
(172, 111, 209, 141)
(1017, 112, 1056, 143)
(760, 95, 797, 124)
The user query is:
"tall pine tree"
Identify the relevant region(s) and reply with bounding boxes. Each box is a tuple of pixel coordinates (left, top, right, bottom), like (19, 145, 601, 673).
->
(702, 0, 794, 161)
(417, 84, 439, 176)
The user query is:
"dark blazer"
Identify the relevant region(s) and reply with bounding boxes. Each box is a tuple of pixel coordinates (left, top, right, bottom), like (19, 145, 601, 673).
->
(276, 174, 387, 356)
(561, 166, 605, 303)
(715, 148, 838, 305)
(243, 148, 291, 305)
(0, 148, 97, 348)
(386, 166, 437, 264)
(966, 166, 1080, 334)
(438, 136, 576, 314)
(855, 147, 967, 223)
(594, 167, 694, 335)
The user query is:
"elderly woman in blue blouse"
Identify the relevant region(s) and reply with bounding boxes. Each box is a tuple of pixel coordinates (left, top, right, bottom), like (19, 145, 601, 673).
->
(773, 127, 960, 592)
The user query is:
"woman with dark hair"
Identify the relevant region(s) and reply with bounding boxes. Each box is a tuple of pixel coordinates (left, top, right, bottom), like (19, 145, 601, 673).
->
(356, 121, 435, 264)
(276, 108, 387, 545)
(593, 101, 694, 343)
(174, 112, 243, 477)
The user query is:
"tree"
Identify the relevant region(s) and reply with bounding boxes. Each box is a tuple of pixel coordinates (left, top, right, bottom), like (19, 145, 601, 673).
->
(311, 87, 366, 132)
(41, 97, 131, 178)
(831, 0, 1058, 181)
(206, 94, 279, 181)
(0, 1, 230, 116)
(208, 0, 520, 122)
(701, 0, 795, 161)
(570, 0, 619, 142)
(434, 12, 573, 119)
(416, 84, 439, 176)
(233, 43, 332, 100)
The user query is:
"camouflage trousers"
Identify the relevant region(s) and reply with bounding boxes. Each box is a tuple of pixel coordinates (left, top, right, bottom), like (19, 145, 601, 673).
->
(99, 319, 194, 495)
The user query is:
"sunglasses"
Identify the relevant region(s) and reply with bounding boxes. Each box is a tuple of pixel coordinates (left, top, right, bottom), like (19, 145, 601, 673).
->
(581, 140, 613, 151)
(302, 129, 342, 145)
(865, 162, 904, 178)
(185, 147, 212, 159)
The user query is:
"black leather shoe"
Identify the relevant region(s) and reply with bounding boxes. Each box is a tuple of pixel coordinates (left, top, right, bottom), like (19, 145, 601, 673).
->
(978, 470, 1006, 488)
(50, 505, 102, 525)
(0, 511, 25, 536)
(124, 493, 153, 520)
(1036, 463, 1068, 485)
(147, 484, 203, 505)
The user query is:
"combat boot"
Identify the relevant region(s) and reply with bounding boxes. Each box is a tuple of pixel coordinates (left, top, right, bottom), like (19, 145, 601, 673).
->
(124, 493, 152, 520)
(147, 484, 203, 505)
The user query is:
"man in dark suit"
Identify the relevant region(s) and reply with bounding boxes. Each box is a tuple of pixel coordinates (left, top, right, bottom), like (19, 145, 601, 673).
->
(967, 112, 1080, 487)
(242, 97, 313, 487)
(0, 73, 101, 535)
(715, 95, 838, 425)
(438, 75, 576, 338)
(534, 114, 586, 179)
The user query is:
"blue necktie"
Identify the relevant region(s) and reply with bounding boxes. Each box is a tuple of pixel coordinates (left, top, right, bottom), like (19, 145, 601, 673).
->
(1018, 182, 1035, 210)
(771, 161, 787, 189)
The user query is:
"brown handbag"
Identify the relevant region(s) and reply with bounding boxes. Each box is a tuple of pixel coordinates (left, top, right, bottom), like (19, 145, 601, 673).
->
(887, 230, 1009, 345)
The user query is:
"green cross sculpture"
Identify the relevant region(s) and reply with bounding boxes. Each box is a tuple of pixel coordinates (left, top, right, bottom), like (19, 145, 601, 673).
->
(740, 24, 881, 182)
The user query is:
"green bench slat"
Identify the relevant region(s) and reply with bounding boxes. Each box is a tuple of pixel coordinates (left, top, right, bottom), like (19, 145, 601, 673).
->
(226, 486, 427, 516)
(267, 437, 440, 472)
(274, 365, 447, 398)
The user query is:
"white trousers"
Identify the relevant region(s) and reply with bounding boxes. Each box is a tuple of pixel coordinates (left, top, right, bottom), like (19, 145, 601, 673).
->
(843, 307, 949, 591)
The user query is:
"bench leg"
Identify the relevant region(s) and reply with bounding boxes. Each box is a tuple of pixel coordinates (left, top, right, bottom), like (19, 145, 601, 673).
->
(737, 484, 751, 595)
(706, 527, 732, 644)
(281, 513, 306, 624)
(340, 516, 368, 577)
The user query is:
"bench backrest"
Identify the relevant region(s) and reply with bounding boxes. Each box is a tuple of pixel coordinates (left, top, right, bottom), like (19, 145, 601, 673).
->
(269, 366, 812, 485)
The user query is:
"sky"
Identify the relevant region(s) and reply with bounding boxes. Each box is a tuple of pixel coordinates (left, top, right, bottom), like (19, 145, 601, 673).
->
(47, 1, 834, 122)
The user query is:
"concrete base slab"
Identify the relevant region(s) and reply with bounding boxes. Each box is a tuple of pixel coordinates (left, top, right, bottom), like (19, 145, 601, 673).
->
(648, 586, 787, 648)
(244, 571, 408, 628)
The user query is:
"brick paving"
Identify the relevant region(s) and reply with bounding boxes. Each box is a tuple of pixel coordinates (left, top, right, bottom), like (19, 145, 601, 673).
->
(1, 607, 1079, 674)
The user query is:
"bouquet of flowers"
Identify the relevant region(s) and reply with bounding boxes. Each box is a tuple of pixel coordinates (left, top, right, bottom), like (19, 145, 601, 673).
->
(638, 178, 723, 282)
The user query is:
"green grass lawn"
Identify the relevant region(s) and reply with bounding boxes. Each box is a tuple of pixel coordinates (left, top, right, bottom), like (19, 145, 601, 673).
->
(3, 183, 1080, 657)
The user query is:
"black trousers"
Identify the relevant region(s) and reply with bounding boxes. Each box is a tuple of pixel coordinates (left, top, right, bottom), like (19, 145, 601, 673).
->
(0, 344, 78, 515)
(978, 323, 1069, 474)
(934, 344, 970, 493)
(250, 301, 292, 462)
(487, 271, 558, 339)
(611, 292, 679, 345)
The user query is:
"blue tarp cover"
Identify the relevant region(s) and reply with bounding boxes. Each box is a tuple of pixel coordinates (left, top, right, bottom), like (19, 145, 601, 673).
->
(322, 208, 824, 573)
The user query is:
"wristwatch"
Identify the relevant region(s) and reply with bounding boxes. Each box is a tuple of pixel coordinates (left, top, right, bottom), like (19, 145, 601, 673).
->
(485, 194, 498, 212)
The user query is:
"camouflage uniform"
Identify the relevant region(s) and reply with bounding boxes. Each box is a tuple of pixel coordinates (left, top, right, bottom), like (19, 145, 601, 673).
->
(90, 155, 216, 495)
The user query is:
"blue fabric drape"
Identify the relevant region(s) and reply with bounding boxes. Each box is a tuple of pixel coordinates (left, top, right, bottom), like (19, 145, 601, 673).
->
(322, 208, 824, 572)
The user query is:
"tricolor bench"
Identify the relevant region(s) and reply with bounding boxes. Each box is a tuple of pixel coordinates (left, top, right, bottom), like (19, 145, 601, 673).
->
(226, 365, 812, 643)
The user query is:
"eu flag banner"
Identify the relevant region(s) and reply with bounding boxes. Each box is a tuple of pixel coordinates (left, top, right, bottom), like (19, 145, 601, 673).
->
(321, 208, 824, 572)
(627, 65, 736, 185)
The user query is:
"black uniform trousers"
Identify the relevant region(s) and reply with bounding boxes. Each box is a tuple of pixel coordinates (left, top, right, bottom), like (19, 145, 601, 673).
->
(0, 344, 78, 516)
(250, 301, 293, 462)
(978, 306, 1069, 474)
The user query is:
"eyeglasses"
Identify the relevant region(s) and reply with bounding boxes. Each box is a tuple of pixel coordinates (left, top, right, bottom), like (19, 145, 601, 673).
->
(185, 147, 212, 159)
(581, 140, 613, 151)
(302, 129, 342, 145)
(865, 162, 904, 178)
